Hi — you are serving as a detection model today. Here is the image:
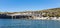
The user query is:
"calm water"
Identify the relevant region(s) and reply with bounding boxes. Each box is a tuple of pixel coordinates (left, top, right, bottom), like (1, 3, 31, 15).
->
(0, 19, 60, 28)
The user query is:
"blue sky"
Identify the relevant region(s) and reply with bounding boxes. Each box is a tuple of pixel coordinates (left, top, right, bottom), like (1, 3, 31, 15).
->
(0, 0, 60, 12)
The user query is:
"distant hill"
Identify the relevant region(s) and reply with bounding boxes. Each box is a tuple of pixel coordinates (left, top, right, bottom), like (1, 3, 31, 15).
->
(0, 8, 60, 17)
(38, 8, 60, 17)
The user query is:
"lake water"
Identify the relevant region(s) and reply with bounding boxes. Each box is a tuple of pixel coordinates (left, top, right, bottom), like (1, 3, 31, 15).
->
(0, 19, 60, 28)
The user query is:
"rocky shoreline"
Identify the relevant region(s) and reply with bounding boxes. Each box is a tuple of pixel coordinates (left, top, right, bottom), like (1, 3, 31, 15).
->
(32, 17, 60, 20)
(0, 8, 60, 20)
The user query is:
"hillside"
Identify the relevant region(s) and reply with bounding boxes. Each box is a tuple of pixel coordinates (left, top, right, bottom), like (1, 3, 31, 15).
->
(39, 8, 60, 17)
(0, 8, 60, 17)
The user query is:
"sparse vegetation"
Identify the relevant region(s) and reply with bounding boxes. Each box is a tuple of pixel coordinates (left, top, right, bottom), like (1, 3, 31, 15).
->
(38, 8, 60, 17)
(0, 8, 60, 17)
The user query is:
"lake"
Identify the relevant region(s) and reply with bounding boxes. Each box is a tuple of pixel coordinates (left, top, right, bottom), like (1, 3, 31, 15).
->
(0, 19, 60, 28)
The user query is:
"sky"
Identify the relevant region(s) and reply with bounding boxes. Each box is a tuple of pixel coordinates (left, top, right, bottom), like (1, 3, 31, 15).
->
(0, 0, 60, 12)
